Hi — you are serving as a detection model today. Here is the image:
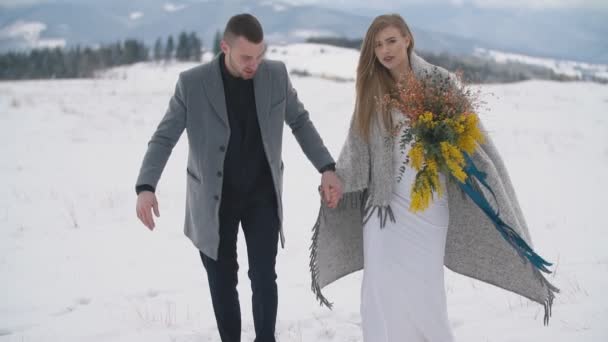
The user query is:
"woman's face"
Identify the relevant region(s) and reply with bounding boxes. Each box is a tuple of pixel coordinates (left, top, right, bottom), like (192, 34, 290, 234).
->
(373, 25, 410, 74)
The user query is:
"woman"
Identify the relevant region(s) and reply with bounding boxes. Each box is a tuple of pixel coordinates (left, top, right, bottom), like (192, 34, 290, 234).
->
(309, 14, 558, 341)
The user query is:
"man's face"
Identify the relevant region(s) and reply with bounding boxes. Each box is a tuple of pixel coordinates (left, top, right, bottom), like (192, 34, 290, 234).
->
(221, 36, 266, 79)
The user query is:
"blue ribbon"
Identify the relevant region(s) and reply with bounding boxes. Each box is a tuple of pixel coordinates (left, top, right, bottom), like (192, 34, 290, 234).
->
(457, 152, 553, 273)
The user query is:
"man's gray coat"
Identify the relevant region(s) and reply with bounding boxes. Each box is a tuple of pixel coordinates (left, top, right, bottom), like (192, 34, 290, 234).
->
(136, 55, 334, 259)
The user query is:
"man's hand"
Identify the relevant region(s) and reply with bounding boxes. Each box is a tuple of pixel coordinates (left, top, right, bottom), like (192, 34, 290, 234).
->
(321, 171, 343, 209)
(136, 191, 160, 230)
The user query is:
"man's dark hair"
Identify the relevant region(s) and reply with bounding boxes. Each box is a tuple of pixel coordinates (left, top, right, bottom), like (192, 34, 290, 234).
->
(223, 13, 264, 43)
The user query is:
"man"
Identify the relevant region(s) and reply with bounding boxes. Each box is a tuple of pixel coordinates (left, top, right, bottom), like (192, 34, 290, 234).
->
(135, 13, 342, 342)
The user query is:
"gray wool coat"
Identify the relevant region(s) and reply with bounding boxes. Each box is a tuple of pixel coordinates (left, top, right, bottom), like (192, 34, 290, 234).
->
(309, 52, 559, 325)
(136, 55, 334, 260)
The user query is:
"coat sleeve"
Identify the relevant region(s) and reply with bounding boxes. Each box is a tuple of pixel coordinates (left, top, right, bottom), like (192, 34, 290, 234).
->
(135, 74, 187, 190)
(282, 63, 335, 172)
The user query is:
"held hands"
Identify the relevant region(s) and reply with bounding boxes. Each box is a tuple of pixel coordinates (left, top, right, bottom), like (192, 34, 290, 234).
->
(136, 191, 160, 230)
(320, 171, 343, 209)
(136, 173, 341, 228)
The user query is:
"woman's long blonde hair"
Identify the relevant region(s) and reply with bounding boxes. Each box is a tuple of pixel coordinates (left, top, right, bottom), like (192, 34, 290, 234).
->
(354, 14, 415, 142)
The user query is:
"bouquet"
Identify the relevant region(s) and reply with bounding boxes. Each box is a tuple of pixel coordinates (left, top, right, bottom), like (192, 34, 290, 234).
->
(384, 68, 485, 212)
(382, 68, 553, 274)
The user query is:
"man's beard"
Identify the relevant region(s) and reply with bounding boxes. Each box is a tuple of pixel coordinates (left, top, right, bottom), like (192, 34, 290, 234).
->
(227, 52, 246, 79)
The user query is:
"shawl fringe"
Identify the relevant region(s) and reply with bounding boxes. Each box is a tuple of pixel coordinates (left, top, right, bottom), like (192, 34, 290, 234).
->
(309, 203, 333, 308)
(309, 190, 396, 308)
(309, 52, 558, 326)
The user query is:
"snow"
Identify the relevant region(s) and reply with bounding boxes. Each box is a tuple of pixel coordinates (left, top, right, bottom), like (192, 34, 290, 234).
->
(475, 47, 608, 80)
(163, 2, 187, 13)
(0, 21, 47, 40)
(1, 44, 607, 341)
(288, 29, 340, 39)
(0, 20, 66, 49)
(129, 12, 144, 21)
(267, 43, 358, 81)
(260, 0, 289, 12)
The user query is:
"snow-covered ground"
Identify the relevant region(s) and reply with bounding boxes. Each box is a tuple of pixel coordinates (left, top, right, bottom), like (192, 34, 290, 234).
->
(1, 44, 607, 341)
(267, 43, 359, 81)
(475, 47, 608, 81)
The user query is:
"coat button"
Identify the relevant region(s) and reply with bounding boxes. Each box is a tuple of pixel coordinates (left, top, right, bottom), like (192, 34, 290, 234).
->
(217, 171, 223, 177)
(214, 195, 219, 201)
(219, 146, 226, 152)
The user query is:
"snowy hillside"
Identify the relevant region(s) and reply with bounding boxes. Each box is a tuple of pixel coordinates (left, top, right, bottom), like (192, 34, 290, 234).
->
(475, 47, 608, 81)
(1, 44, 608, 341)
(267, 43, 359, 81)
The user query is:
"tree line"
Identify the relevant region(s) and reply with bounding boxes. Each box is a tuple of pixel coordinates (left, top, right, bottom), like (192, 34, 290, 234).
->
(1, 31, 216, 80)
(6, 32, 588, 84)
(305, 37, 596, 84)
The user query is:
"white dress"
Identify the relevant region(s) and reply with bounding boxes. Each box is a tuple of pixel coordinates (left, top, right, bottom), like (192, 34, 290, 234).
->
(360, 115, 455, 342)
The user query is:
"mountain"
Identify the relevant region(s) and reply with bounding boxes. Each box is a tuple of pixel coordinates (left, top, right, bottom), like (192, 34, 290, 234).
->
(1, 0, 607, 64)
(325, 2, 608, 64)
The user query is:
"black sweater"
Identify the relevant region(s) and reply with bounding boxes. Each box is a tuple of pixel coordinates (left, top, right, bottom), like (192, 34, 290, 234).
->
(135, 55, 335, 197)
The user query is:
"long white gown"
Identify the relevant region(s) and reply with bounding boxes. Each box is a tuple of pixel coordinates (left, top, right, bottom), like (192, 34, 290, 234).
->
(360, 115, 455, 342)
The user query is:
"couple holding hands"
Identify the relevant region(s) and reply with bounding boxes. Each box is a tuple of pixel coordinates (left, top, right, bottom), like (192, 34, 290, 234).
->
(135, 13, 557, 342)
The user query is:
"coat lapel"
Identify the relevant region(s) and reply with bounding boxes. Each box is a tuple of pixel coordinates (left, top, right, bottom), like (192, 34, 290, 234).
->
(202, 55, 229, 127)
(253, 61, 271, 127)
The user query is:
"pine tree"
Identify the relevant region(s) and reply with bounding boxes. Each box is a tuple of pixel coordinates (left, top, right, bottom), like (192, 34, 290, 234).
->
(213, 30, 222, 56)
(64, 47, 78, 78)
(50, 47, 65, 78)
(188, 32, 202, 62)
(124, 39, 140, 64)
(154, 37, 163, 62)
(165, 36, 174, 61)
(176, 31, 190, 61)
(79, 47, 95, 77)
(139, 41, 149, 62)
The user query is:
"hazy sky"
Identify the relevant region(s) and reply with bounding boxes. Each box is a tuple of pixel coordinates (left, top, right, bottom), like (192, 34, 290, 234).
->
(1, 0, 606, 9)
(304, 0, 608, 9)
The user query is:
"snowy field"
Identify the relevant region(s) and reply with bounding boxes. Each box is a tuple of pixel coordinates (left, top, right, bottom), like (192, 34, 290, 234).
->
(474, 47, 608, 81)
(1, 44, 608, 341)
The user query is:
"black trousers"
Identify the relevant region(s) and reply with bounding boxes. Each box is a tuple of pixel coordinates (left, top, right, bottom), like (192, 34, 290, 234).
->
(200, 194, 279, 342)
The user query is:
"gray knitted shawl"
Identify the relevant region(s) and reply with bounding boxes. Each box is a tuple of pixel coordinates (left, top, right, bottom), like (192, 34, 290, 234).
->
(309, 52, 559, 324)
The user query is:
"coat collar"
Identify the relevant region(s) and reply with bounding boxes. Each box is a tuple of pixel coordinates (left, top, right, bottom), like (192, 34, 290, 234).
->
(202, 54, 271, 128)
